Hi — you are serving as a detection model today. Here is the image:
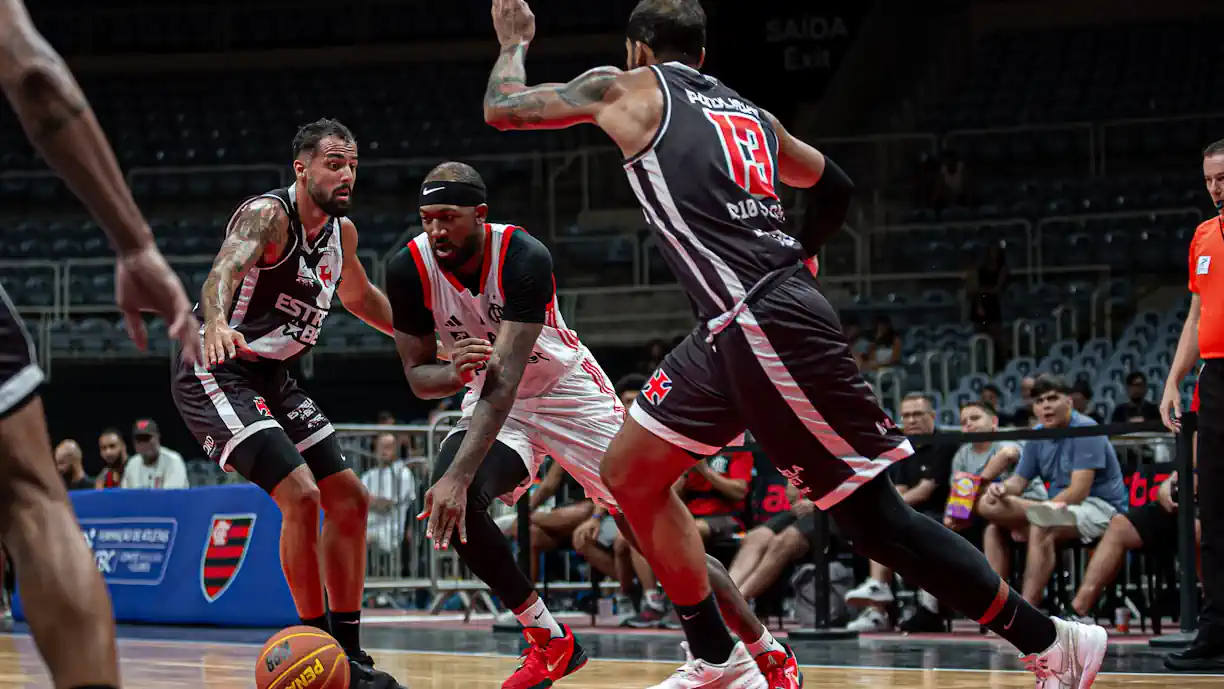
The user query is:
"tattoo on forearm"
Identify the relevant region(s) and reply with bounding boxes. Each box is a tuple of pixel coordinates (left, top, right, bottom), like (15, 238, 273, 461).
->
(483, 43, 618, 128)
(201, 199, 287, 323)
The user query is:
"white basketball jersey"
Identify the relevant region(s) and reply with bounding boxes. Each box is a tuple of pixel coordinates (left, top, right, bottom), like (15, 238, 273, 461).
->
(408, 223, 585, 398)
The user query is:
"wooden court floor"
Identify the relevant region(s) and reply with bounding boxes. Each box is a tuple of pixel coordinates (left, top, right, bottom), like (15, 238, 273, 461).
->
(0, 635, 1219, 689)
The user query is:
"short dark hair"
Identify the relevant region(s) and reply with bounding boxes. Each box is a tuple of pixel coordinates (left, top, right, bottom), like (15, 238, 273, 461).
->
(627, 0, 706, 64)
(424, 161, 487, 191)
(616, 373, 647, 397)
(962, 400, 997, 417)
(901, 392, 933, 411)
(1205, 139, 1224, 158)
(1031, 373, 1070, 398)
(1126, 371, 1147, 386)
(982, 383, 1002, 397)
(293, 118, 355, 158)
(99, 427, 123, 438)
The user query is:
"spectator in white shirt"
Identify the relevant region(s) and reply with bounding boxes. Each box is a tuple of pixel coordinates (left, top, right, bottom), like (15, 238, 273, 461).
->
(120, 419, 189, 490)
(361, 433, 417, 554)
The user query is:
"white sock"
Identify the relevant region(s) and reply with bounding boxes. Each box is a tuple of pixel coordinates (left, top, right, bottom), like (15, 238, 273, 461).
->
(745, 627, 785, 657)
(515, 597, 564, 639)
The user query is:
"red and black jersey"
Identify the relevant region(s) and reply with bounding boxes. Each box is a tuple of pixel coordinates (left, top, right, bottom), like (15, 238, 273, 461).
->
(683, 451, 753, 518)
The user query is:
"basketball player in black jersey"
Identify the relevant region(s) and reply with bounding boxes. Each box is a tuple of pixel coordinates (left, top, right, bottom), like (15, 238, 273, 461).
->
(482, 1, 1108, 688)
(171, 119, 405, 689)
(0, 2, 201, 688)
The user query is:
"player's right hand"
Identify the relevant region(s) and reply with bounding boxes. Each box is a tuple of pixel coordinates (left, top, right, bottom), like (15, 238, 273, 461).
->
(203, 319, 249, 367)
(450, 337, 493, 382)
(115, 244, 202, 366)
(1159, 384, 1183, 433)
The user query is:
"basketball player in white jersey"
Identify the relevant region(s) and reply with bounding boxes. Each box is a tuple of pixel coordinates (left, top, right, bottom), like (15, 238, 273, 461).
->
(387, 161, 802, 689)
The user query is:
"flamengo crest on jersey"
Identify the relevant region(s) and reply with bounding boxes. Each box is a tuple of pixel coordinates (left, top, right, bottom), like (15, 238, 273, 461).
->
(622, 62, 805, 322)
(197, 185, 343, 361)
(409, 223, 584, 398)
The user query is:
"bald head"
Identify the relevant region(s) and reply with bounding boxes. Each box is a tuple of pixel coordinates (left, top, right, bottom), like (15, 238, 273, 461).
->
(424, 161, 486, 190)
(55, 439, 83, 475)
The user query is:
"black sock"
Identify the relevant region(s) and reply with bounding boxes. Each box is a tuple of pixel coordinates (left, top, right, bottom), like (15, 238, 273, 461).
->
(674, 594, 735, 664)
(301, 613, 330, 635)
(330, 610, 362, 656)
(983, 584, 1058, 655)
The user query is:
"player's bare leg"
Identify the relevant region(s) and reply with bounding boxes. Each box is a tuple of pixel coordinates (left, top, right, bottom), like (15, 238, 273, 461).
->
(601, 417, 765, 688)
(615, 513, 802, 688)
(316, 470, 370, 649)
(269, 465, 326, 620)
(0, 397, 119, 689)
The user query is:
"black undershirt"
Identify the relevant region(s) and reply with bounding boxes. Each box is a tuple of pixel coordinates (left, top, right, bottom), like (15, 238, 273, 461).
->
(386, 229, 555, 336)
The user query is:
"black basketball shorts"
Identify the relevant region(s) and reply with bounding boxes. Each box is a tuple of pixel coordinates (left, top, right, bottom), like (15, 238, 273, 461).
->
(0, 285, 43, 419)
(171, 355, 335, 472)
(630, 270, 913, 510)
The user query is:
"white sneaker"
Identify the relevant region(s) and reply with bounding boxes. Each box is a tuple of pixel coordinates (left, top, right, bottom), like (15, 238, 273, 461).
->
(844, 578, 894, 606)
(648, 642, 767, 689)
(1021, 617, 1108, 689)
(495, 610, 518, 626)
(846, 608, 890, 632)
(1026, 503, 1078, 529)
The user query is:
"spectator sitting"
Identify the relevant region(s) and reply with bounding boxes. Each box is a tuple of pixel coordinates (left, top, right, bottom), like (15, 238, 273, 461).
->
(361, 432, 417, 555)
(944, 401, 1048, 540)
(1068, 473, 1198, 621)
(844, 393, 956, 632)
(55, 440, 92, 491)
(1070, 379, 1104, 423)
(1006, 376, 1038, 427)
(863, 315, 902, 373)
(94, 427, 127, 489)
(842, 319, 869, 369)
(1112, 372, 1161, 423)
(980, 384, 1004, 416)
(727, 483, 818, 600)
(120, 419, 189, 490)
(977, 374, 1128, 606)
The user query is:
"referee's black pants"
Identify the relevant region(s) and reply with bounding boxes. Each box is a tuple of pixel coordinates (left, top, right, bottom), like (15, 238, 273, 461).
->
(1197, 360, 1224, 640)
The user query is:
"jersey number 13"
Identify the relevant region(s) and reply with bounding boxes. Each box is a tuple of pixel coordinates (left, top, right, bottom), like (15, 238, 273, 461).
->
(704, 110, 779, 201)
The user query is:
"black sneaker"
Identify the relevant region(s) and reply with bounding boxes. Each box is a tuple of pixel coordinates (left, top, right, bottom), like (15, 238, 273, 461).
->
(1164, 636, 1224, 672)
(349, 649, 409, 689)
(899, 606, 947, 633)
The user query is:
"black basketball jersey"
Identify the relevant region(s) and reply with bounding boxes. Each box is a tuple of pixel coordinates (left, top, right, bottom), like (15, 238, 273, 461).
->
(195, 185, 344, 362)
(623, 62, 804, 321)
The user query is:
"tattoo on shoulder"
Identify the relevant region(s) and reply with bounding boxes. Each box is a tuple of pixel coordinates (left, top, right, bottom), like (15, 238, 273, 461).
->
(557, 68, 620, 108)
(202, 198, 289, 320)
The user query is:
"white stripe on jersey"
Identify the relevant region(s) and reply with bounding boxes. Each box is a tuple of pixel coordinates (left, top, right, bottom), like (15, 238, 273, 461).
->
(412, 223, 584, 399)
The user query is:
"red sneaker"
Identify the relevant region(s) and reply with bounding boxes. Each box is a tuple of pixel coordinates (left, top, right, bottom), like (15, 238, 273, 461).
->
(755, 643, 803, 689)
(503, 624, 588, 689)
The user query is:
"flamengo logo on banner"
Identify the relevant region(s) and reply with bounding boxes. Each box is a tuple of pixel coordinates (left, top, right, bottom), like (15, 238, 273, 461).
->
(200, 513, 257, 602)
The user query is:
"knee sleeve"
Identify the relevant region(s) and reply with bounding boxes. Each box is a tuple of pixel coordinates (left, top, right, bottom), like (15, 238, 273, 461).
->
(298, 434, 350, 482)
(227, 428, 303, 494)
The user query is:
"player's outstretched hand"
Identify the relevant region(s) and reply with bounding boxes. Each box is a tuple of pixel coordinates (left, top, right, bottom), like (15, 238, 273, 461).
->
(115, 244, 202, 366)
(202, 318, 249, 367)
(451, 337, 493, 383)
(418, 473, 470, 550)
(492, 0, 536, 47)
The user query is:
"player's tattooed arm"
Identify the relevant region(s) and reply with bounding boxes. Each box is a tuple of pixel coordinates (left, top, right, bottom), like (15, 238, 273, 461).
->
(0, 0, 155, 253)
(337, 219, 394, 336)
(443, 320, 543, 480)
(482, 43, 623, 131)
(201, 198, 288, 325)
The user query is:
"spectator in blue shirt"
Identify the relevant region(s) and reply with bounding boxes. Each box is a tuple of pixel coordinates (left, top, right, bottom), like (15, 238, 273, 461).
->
(977, 374, 1128, 607)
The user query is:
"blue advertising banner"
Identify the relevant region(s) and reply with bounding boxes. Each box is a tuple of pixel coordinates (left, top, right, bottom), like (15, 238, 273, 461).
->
(13, 483, 297, 627)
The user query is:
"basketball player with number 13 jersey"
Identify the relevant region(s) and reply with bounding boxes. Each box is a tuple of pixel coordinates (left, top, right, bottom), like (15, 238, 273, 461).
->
(482, 1, 1108, 688)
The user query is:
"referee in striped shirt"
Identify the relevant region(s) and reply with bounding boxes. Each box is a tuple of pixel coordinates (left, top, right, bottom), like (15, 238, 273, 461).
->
(1160, 139, 1224, 671)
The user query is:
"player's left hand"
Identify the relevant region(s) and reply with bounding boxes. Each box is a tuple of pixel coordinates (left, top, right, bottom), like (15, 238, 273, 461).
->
(418, 472, 471, 550)
(492, 0, 536, 47)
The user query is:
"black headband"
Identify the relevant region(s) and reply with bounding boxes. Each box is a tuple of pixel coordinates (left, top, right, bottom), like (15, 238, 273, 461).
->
(419, 181, 486, 208)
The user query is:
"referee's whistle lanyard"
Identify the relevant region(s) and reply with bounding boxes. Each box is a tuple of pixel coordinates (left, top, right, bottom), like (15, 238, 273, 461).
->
(704, 261, 806, 345)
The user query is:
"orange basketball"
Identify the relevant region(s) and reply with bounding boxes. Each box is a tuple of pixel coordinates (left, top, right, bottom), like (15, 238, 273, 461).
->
(256, 626, 349, 689)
